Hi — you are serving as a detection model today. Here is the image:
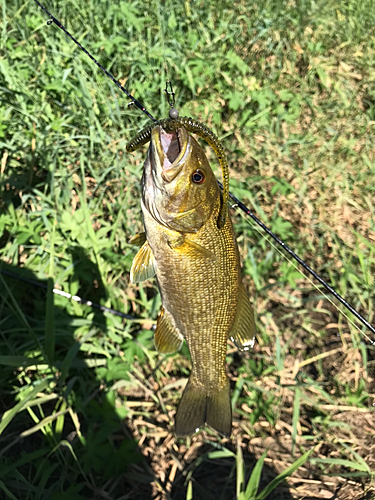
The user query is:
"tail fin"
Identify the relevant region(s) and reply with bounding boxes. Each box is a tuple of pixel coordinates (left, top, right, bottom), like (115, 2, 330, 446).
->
(206, 381, 232, 437)
(175, 378, 232, 437)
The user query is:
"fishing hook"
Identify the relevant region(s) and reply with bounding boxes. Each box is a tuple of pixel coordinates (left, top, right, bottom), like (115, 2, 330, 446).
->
(164, 80, 175, 108)
(164, 80, 180, 120)
(126, 116, 230, 228)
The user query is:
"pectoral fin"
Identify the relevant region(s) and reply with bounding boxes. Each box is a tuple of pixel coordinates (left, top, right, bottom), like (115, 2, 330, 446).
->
(229, 285, 256, 351)
(130, 241, 156, 283)
(154, 307, 183, 354)
(129, 232, 147, 247)
(167, 235, 214, 259)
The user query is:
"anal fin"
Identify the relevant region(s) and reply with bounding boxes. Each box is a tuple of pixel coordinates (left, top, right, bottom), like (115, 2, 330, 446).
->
(229, 285, 256, 351)
(130, 240, 156, 283)
(154, 307, 183, 354)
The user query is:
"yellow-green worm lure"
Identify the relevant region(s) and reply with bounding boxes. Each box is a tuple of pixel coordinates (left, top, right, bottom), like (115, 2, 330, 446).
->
(126, 113, 230, 230)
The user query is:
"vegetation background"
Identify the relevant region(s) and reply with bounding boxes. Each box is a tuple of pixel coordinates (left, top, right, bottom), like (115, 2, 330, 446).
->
(1, 0, 374, 498)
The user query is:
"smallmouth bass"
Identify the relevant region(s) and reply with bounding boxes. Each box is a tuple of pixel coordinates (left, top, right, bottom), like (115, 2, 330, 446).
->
(130, 125, 255, 437)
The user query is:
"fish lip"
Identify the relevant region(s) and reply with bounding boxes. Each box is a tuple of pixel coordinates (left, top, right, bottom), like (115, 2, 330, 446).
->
(151, 126, 189, 183)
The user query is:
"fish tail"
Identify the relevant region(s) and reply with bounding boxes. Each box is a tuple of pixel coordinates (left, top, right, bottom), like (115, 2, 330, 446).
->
(175, 377, 232, 437)
(206, 379, 232, 437)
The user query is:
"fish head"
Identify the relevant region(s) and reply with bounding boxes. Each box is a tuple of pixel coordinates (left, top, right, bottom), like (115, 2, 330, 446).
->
(142, 125, 220, 232)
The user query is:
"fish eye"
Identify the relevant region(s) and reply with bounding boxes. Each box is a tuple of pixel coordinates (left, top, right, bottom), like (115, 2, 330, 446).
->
(191, 169, 205, 184)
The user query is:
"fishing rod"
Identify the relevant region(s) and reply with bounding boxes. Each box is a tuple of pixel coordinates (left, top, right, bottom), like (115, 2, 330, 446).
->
(219, 183, 375, 339)
(21, 0, 375, 339)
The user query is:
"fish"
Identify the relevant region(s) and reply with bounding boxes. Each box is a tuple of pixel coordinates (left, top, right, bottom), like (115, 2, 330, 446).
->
(129, 124, 256, 437)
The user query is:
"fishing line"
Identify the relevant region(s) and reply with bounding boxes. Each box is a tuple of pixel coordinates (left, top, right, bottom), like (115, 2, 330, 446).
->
(220, 182, 375, 341)
(28, 1, 375, 339)
(32, 0, 157, 123)
(0, 268, 141, 322)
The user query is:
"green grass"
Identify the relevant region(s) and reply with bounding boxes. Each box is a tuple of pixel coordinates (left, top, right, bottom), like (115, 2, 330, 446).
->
(1, 0, 375, 498)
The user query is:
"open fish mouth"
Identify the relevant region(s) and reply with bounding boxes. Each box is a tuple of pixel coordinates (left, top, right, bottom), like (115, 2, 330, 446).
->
(153, 126, 189, 182)
(160, 129, 181, 169)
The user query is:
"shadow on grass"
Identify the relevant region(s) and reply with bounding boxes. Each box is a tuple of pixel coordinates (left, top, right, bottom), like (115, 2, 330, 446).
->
(170, 442, 296, 500)
(1, 261, 313, 500)
(0, 260, 153, 499)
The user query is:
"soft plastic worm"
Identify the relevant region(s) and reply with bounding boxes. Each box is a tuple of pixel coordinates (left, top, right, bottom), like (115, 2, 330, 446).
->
(126, 117, 229, 229)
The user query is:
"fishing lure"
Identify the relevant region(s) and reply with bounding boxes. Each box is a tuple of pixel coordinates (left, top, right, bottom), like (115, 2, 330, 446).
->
(127, 79, 230, 228)
(126, 109, 230, 229)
